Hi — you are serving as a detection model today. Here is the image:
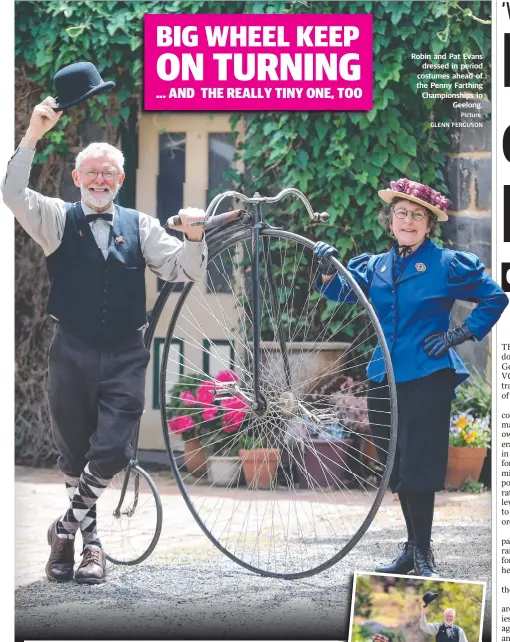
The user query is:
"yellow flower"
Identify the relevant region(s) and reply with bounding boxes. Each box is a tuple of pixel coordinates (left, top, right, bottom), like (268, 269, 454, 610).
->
(456, 416, 468, 430)
(465, 432, 476, 444)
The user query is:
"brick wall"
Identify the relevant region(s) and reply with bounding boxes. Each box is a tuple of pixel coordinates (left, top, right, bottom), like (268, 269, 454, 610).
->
(442, 99, 492, 379)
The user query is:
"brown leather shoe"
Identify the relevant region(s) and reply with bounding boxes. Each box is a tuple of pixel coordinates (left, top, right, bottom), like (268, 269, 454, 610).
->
(75, 546, 106, 584)
(45, 518, 75, 582)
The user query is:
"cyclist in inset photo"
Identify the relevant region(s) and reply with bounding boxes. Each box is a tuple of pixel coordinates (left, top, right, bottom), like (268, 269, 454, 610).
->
(314, 177, 508, 577)
(420, 604, 468, 642)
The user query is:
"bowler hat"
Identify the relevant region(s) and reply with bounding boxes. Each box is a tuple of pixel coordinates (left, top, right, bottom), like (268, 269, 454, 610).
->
(423, 591, 438, 606)
(54, 62, 116, 110)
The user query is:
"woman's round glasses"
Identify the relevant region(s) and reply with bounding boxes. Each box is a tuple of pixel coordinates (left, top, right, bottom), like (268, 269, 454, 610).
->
(393, 207, 428, 221)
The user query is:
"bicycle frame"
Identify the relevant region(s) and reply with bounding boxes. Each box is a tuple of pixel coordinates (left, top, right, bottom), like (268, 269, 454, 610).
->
(203, 189, 329, 414)
(121, 189, 400, 577)
(132, 188, 329, 430)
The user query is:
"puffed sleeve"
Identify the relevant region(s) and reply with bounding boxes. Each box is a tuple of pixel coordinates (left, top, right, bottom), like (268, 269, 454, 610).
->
(316, 253, 373, 303)
(447, 251, 509, 340)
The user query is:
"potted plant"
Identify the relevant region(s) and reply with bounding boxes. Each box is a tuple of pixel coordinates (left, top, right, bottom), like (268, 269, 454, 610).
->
(167, 369, 247, 481)
(299, 423, 356, 490)
(299, 374, 376, 490)
(238, 434, 280, 490)
(447, 374, 492, 489)
(167, 374, 210, 476)
(202, 381, 249, 487)
(446, 412, 490, 489)
(451, 373, 492, 487)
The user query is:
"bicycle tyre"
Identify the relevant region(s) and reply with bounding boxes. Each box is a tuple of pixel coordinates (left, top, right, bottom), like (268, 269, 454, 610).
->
(100, 464, 163, 566)
(157, 225, 397, 579)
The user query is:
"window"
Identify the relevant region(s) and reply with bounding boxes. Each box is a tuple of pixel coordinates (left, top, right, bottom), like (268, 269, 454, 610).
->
(207, 132, 236, 292)
(203, 339, 235, 376)
(152, 338, 184, 409)
(157, 133, 186, 291)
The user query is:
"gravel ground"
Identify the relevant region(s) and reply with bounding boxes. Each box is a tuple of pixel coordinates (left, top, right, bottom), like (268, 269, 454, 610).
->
(15, 469, 491, 641)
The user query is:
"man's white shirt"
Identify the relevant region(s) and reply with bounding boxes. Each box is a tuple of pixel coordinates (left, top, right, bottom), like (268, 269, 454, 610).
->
(1, 146, 207, 282)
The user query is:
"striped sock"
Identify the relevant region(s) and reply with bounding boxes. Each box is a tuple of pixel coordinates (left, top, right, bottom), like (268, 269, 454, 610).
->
(63, 473, 102, 549)
(56, 464, 110, 545)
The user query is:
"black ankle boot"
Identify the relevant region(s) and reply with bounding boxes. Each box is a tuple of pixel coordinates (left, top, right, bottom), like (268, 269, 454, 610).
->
(375, 541, 415, 574)
(414, 545, 440, 577)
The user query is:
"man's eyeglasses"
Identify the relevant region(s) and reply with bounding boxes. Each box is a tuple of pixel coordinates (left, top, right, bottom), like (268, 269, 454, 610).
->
(80, 169, 121, 180)
(393, 207, 428, 222)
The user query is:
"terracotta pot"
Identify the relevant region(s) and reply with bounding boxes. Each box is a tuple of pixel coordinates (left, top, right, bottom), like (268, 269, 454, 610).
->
(239, 448, 280, 490)
(183, 437, 207, 477)
(362, 434, 379, 463)
(445, 446, 487, 489)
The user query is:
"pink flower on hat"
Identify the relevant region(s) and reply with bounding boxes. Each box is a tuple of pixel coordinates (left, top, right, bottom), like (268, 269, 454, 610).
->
(418, 185, 433, 201)
(391, 178, 409, 192)
(438, 195, 451, 211)
(389, 177, 450, 213)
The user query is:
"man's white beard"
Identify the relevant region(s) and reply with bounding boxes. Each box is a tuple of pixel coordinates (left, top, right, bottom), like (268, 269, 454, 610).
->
(80, 184, 119, 210)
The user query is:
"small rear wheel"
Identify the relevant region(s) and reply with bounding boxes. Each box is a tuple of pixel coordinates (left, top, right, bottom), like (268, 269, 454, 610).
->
(99, 464, 163, 565)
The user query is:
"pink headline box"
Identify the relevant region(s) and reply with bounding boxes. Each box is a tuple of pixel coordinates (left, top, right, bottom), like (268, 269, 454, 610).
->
(144, 14, 373, 111)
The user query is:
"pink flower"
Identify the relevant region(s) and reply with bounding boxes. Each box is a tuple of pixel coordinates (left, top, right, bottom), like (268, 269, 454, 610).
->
(196, 383, 214, 406)
(168, 415, 195, 434)
(223, 410, 245, 433)
(215, 369, 239, 383)
(418, 186, 433, 201)
(202, 407, 218, 421)
(220, 394, 248, 411)
(179, 390, 196, 406)
(391, 178, 409, 193)
(439, 195, 450, 211)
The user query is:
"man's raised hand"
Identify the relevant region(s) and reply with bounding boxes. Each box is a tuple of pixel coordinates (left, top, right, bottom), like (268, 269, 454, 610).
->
(22, 97, 63, 147)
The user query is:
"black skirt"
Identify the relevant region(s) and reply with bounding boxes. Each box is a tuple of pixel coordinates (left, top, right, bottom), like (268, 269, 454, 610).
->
(368, 369, 456, 493)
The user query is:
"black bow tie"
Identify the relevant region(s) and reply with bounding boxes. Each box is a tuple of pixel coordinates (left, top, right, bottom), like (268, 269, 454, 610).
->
(86, 212, 113, 223)
(397, 245, 414, 258)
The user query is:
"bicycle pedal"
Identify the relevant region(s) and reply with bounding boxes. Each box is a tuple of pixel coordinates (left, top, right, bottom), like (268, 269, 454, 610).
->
(212, 381, 238, 400)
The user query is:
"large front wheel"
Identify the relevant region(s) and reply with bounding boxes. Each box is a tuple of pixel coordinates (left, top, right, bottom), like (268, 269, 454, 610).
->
(158, 226, 397, 579)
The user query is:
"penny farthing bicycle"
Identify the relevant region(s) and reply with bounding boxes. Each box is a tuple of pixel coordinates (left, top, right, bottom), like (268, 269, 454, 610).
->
(97, 189, 398, 578)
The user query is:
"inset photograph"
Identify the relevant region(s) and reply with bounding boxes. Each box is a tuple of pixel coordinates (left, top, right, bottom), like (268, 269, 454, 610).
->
(349, 573, 486, 642)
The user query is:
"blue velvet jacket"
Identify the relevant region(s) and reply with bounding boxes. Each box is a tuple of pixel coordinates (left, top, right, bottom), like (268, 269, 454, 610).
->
(317, 239, 508, 386)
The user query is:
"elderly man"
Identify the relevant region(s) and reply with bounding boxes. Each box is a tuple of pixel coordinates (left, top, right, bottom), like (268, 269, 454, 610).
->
(420, 605, 468, 642)
(3, 97, 207, 584)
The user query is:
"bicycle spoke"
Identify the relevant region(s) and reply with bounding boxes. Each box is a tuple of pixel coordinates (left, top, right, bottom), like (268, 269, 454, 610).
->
(159, 226, 397, 578)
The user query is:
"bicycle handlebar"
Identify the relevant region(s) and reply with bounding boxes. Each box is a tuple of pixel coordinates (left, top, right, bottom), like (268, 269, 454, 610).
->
(167, 189, 329, 230)
(204, 189, 330, 224)
(167, 208, 247, 229)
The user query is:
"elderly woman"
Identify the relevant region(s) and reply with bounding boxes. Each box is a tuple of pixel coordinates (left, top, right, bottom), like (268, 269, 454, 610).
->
(314, 178, 508, 578)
